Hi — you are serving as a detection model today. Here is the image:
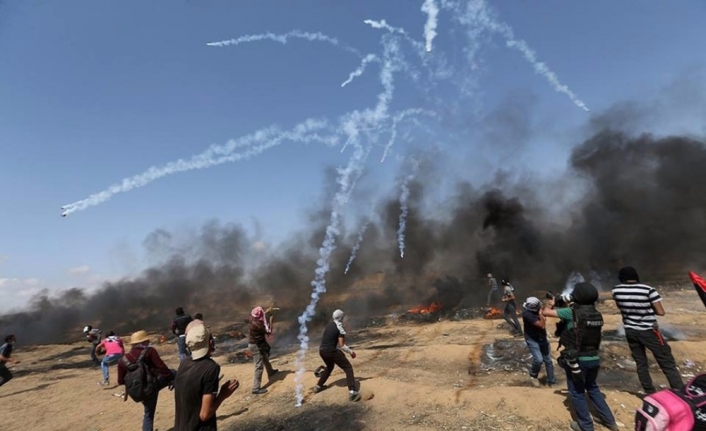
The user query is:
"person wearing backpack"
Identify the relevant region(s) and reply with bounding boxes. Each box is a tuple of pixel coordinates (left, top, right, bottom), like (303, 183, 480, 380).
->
(542, 282, 619, 431)
(117, 330, 176, 431)
(171, 307, 194, 362)
(612, 266, 684, 395)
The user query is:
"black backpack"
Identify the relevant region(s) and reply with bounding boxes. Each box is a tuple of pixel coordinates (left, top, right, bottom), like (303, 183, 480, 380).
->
(121, 347, 159, 402)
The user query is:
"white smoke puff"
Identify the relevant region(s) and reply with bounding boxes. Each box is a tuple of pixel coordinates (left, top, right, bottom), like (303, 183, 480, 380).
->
(397, 177, 412, 258)
(563, 270, 585, 296)
(421, 0, 439, 53)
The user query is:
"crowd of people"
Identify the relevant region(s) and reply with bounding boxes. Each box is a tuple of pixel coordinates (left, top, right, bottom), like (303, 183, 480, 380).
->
(0, 265, 693, 431)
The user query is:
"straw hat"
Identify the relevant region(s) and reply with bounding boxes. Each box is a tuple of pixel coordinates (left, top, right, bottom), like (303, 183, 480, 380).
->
(129, 330, 150, 345)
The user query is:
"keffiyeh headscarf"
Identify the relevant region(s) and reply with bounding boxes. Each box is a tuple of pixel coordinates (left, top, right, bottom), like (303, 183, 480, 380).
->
(333, 309, 346, 335)
(523, 296, 541, 312)
(251, 306, 271, 333)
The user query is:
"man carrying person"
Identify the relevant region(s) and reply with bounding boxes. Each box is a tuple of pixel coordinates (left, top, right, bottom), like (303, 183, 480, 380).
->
(248, 306, 279, 395)
(0, 335, 20, 388)
(522, 297, 555, 387)
(501, 279, 522, 336)
(118, 330, 176, 431)
(542, 282, 618, 431)
(171, 307, 194, 362)
(96, 331, 125, 386)
(612, 266, 684, 394)
(174, 322, 239, 431)
(486, 273, 499, 306)
(312, 309, 361, 402)
(84, 325, 102, 365)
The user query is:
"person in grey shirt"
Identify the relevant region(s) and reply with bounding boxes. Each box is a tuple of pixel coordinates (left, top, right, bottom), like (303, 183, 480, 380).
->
(486, 273, 499, 306)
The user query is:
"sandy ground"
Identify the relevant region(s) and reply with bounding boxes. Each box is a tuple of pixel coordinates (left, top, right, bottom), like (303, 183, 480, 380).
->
(2, 285, 705, 431)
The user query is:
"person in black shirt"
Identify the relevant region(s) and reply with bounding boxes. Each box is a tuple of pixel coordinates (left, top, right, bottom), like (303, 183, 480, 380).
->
(313, 309, 360, 402)
(0, 335, 20, 387)
(248, 306, 279, 395)
(522, 297, 556, 387)
(174, 323, 239, 431)
(171, 307, 194, 362)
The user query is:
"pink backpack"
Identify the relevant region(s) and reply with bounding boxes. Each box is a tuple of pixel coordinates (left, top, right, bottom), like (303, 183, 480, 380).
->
(635, 374, 706, 431)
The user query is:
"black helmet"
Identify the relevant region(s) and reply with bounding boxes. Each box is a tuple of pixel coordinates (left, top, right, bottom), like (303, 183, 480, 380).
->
(572, 282, 598, 305)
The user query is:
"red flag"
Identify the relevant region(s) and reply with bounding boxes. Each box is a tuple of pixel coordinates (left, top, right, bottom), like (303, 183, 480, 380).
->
(688, 271, 706, 309)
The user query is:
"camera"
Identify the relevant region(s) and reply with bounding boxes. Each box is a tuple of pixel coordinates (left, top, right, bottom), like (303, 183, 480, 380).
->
(546, 291, 572, 308)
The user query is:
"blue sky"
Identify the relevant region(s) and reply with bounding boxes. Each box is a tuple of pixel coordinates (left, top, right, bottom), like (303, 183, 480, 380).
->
(1, 0, 705, 311)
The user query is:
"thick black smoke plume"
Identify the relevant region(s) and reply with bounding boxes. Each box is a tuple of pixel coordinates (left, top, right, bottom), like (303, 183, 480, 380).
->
(3, 126, 706, 344)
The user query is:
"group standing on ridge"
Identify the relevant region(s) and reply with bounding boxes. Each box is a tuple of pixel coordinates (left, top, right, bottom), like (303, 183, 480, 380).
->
(0, 265, 699, 431)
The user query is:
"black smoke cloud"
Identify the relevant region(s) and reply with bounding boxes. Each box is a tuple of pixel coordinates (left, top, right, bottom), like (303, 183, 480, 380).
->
(3, 125, 706, 344)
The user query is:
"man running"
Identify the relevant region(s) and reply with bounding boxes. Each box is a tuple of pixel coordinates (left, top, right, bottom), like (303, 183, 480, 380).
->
(312, 309, 361, 402)
(0, 335, 20, 388)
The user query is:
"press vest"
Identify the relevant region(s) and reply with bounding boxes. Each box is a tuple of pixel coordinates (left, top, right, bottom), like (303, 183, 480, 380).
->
(559, 305, 603, 357)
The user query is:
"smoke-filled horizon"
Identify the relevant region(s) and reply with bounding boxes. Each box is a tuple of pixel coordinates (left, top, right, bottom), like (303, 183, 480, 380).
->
(4, 121, 706, 345)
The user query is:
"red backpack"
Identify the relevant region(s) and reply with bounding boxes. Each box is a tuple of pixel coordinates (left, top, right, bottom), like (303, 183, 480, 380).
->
(635, 374, 706, 431)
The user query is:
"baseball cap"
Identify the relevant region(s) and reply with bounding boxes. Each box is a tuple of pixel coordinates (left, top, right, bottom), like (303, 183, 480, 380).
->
(186, 323, 211, 360)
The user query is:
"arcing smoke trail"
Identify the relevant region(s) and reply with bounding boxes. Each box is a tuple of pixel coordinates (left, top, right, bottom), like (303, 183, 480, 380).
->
(364, 19, 426, 53)
(421, 0, 440, 53)
(441, 0, 589, 111)
(381, 108, 432, 163)
(60, 119, 335, 216)
(344, 221, 370, 274)
(294, 35, 403, 406)
(397, 173, 414, 258)
(341, 54, 379, 87)
(207, 30, 362, 56)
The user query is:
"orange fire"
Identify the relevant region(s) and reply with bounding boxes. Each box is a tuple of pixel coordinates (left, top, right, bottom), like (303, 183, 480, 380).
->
(407, 301, 442, 315)
(483, 306, 503, 319)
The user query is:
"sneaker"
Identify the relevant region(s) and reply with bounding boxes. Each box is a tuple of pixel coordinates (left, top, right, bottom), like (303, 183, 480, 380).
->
(570, 421, 583, 431)
(98, 379, 109, 386)
(530, 377, 540, 388)
(349, 391, 361, 402)
(313, 385, 324, 393)
(251, 388, 268, 395)
(314, 365, 326, 378)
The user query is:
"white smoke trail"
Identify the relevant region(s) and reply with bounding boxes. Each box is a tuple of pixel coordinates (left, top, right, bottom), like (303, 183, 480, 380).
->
(380, 108, 432, 163)
(341, 53, 379, 87)
(440, 0, 589, 111)
(397, 173, 414, 258)
(344, 221, 370, 274)
(207, 30, 362, 56)
(60, 119, 334, 216)
(421, 0, 439, 53)
(294, 35, 403, 406)
(364, 19, 426, 53)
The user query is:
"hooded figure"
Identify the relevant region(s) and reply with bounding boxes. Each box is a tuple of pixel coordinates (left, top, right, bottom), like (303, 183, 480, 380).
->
(313, 309, 361, 402)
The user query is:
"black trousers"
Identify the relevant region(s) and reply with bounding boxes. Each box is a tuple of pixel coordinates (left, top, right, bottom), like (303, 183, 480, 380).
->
(0, 366, 12, 387)
(625, 327, 684, 393)
(317, 349, 356, 391)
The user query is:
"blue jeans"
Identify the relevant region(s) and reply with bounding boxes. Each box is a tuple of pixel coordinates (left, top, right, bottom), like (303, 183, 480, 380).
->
(563, 359, 616, 431)
(101, 353, 122, 381)
(525, 337, 555, 384)
(176, 335, 190, 362)
(142, 392, 158, 431)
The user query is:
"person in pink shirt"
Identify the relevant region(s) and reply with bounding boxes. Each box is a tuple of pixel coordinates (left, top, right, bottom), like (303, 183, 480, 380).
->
(97, 331, 125, 385)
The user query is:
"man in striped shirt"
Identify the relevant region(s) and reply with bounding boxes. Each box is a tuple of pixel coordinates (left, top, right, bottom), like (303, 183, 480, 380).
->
(612, 266, 684, 394)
